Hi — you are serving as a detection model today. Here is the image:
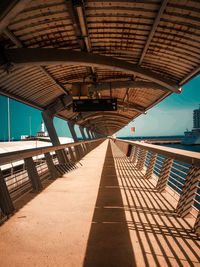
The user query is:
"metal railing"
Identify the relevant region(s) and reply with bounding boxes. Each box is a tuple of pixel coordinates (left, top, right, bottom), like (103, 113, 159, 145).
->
(0, 138, 105, 222)
(112, 138, 200, 233)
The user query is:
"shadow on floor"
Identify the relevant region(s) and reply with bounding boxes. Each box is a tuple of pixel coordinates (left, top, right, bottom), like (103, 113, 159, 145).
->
(83, 141, 136, 267)
(112, 142, 200, 267)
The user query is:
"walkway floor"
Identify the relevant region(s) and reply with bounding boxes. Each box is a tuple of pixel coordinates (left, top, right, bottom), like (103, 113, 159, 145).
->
(0, 140, 199, 267)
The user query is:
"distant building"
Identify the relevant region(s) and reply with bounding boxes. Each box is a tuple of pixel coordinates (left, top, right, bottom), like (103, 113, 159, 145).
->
(193, 106, 200, 129)
(21, 121, 48, 140)
(37, 121, 48, 137)
(182, 105, 200, 145)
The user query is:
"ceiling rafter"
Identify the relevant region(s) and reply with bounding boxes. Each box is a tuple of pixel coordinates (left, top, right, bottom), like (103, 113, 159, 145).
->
(81, 117, 127, 128)
(78, 112, 132, 123)
(180, 65, 200, 86)
(0, 0, 32, 34)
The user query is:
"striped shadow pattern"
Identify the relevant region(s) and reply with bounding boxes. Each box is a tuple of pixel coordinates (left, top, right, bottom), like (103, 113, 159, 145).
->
(176, 166, 200, 217)
(156, 158, 173, 192)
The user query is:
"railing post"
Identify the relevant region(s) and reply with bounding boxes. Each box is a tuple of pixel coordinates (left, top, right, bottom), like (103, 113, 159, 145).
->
(136, 149, 147, 171)
(68, 121, 83, 160)
(0, 169, 14, 215)
(132, 146, 139, 164)
(156, 158, 173, 192)
(45, 152, 59, 179)
(68, 146, 76, 162)
(145, 152, 157, 179)
(194, 211, 200, 233)
(176, 166, 200, 217)
(25, 157, 43, 192)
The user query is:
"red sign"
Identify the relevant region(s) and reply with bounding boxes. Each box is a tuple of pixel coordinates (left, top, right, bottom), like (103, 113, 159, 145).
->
(131, 127, 135, 132)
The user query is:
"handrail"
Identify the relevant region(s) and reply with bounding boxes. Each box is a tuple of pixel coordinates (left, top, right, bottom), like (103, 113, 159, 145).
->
(112, 138, 200, 233)
(113, 139, 200, 166)
(0, 138, 105, 220)
(0, 138, 105, 166)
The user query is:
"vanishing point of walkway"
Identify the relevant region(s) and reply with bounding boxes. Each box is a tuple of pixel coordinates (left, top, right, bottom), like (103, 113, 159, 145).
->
(0, 140, 199, 266)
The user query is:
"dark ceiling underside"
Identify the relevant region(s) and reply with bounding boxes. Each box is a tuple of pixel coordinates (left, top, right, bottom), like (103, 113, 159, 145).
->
(0, 0, 199, 136)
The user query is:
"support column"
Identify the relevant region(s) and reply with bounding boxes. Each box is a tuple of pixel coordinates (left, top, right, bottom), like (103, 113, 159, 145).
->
(156, 158, 173, 192)
(92, 131, 97, 139)
(176, 166, 200, 217)
(136, 149, 147, 171)
(45, 152, 59, 179)
(145, 152, 157, 179)
(86, 128, 92, 140)
(79, 126, 89, 153)
(24, 157, 42, 192)
(68, 121, 83, 160)
(42, 110, 67, 164)
(0, 169, 14, 215)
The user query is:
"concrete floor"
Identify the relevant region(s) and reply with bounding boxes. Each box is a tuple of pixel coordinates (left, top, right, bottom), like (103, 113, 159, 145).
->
(0, 140, 200, 267)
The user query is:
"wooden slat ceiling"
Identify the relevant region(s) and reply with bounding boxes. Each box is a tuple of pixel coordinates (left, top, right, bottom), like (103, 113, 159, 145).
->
(0, 0, 200, 136)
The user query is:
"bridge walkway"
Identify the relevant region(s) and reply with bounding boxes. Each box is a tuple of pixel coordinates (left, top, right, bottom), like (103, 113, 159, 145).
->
(0, 140, 199, 267)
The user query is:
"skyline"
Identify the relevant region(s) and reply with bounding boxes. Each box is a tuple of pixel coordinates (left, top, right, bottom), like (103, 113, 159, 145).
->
(0, 75, 199, 140)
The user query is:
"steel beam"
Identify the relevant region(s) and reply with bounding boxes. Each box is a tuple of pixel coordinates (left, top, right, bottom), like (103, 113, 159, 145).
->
(3, 28, 69, 95)
(0, 0, 32, 34)
(2, 48, 181, 92)
(42, 110, 67, 164)
(67, 121, 82, 160)
(118, 101, 146, 114)
(138, 0, 169, 65)
(88, 81, 171, 94)
(24, 157, 42, 192)
(46, 94, 73, 115)
(86, 128, 92, 140)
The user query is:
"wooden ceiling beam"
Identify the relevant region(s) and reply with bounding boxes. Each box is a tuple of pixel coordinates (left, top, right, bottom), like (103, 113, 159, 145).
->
(1, 48, 181, 93)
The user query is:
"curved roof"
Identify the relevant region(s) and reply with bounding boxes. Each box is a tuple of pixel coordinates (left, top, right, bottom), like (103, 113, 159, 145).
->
(0, 0, 200, 136)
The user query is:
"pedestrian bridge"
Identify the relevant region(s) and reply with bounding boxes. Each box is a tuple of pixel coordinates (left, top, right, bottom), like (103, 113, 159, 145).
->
(0, 1, 200, 266)
(0, 139, 199, 266)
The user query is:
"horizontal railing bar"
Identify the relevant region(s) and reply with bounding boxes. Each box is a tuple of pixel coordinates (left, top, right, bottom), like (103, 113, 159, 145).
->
(4, 171, 27, 180)
(154, 162, 163, 168)
(153, 168, 160, 175)
(7, 177, 29, 188)
(171, 166, 188, 176)
(113, 139, 200, 166)
(168, 181, 182, 192)
(169, 171, 186, 182)
(172, 161, 189, 170)
(194, 198, 200, 205)
(0, 138, 105, 165)
(168, 175, 184, 186)
(155, 158, 164, 165)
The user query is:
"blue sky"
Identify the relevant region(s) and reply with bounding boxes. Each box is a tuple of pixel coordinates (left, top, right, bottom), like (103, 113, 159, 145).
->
(117, 75, 200, 137)
(0, 75, 199, 140)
